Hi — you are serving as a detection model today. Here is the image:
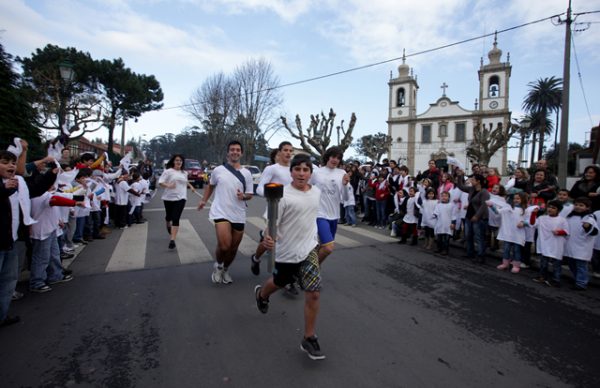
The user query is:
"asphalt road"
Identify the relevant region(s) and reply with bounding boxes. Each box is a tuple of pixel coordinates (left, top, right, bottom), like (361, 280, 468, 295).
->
(1, 189, 599, 388)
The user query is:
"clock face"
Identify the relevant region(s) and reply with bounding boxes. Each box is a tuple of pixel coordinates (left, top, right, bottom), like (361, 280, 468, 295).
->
(489, 101, 499, 109)
(397, 109, 403, 115)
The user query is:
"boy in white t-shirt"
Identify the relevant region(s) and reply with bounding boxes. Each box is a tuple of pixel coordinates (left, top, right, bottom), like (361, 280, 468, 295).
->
(563, 197, 598, 291)
(254, 154, 326, 361)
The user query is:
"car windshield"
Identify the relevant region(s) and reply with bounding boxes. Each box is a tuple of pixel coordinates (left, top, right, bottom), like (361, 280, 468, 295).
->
(246, 167, 260, 174)
(185, 161, 201, 169)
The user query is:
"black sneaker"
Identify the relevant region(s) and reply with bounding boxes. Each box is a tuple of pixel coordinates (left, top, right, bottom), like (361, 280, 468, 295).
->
(251, 254, 260, 276)
(300, 336, 326, 360)
(49, 274, 73, 285)
(30, 285, 52, 293)
(254, 285, 269, 314)
(63, 268, 73, 276)
(168, 240, 176, 249)
(548, 279, 561, 288)
(0, 315, 20, 327)
(60, 252, 75, 260)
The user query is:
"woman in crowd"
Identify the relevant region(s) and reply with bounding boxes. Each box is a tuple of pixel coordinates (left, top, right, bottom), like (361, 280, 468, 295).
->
(569, 164, 600, 211)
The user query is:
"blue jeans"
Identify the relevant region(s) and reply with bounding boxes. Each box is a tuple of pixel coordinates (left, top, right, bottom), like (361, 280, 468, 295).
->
(0, 246, 19, 321)
(539, 256, 562, 283)
(375, 200, 387, 227)
(345, 205, 356, 226)
(72, 216, 86, 241)
(30, 232, 63, 289)
(502, 242, 522, 262)
(465, 218, 487, 258)
(566, 257, 589, 288)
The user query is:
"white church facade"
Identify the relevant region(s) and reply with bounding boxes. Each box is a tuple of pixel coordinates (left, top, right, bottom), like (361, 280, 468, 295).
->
(387, 38, 512, 175)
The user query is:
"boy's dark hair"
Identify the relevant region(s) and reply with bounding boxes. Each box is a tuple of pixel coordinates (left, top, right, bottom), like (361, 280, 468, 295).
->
(278, 141, 292, 150)
(399, 165, 409, 173)
(557, 188, 569, 195)
(426, 187, 437, 198)
(472, 174, 487, 187)
(573, 197, 592, 208)
(166, 154, 185, 170)
(227, 140, 243, 153)
(80, 153, 95, 163)
(0, 150, 17, 162)
(131, 172, 141, 181)
(322, 146, 343, 165)
(76, 168, 92, 180)
(290, 154, 313, 172)
(547, 199, 563, 211)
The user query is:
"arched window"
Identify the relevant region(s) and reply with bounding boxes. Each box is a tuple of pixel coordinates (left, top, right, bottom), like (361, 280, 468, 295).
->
(396, 88, 405, 107)
(488, 75, 500, 97)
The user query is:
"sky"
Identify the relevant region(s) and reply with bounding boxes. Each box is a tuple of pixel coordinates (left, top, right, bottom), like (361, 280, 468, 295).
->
(1, 0, 599, 163)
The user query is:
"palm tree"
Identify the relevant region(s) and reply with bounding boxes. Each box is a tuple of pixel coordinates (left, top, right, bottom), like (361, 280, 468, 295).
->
(522, 76, 562, 161)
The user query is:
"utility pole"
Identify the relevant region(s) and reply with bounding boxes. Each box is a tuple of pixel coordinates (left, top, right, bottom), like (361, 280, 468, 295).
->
(557, 0, 572, 189)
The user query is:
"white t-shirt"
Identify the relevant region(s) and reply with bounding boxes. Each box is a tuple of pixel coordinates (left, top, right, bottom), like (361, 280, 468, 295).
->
(433, 202, 455, 236)
(275, 184, 321, 264)
(533, 215, 569, 260)
(564, 213, 598, 261)
(256, 164, 292, 197)
(309, 166, 348, 220)
(496, 204, 526, 246)
(31, 192, 60, 241)
(115, 181, 131, 206)
(159, 168, 188, 201)
(208, 165, 253, 223)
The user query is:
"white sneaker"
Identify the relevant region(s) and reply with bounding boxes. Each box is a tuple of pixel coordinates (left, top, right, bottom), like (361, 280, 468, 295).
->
(390, 230, 397, 237)
(63, 246, 74, 253)
(211, 263, 224, 283)
(520, 263, 530, 269)
(592, 272, 600, 279)
(222, 269, 233, 284)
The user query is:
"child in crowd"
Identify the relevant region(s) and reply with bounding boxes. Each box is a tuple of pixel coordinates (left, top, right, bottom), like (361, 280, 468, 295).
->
(593, 207, 600, 279)
(450, 184, 468, 240)
(30, 184, 84, 292)
(420, 188, 438, 250)
(487, 184, 506, 251)
(556, 189, 573, 218)
(71, 168, 92, 244)
(343, 180, 357, 227)
(398, 186, 421, 245)
(493, 192, 528, 273)
(128, 172, 144, 225)
(390, 189, 407, 238)
(374, 173, 390, 229)
(563, 197, 598, 290)
(433, 191, 455, 255)
(114, 170, 140, 229)
(530, 200, 569, 287)
(486, 167, 501, 191)
(520, 203, 539, 269)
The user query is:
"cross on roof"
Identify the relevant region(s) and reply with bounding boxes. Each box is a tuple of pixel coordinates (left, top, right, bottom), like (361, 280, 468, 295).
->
(441, 82, 448, 96)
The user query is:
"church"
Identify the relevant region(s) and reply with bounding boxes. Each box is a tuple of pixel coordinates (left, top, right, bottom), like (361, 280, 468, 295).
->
(387, 36, 511, 175)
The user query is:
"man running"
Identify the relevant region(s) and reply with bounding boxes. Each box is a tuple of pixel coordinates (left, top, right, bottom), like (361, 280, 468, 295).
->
(309, 146, 349, 264)
(254, 153, 326, 360)
(251, 141, 294, 276)
(197, 141, 253, 284)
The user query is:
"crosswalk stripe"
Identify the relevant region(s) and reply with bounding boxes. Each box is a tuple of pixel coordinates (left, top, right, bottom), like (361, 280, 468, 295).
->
(339, 224, 397, 243)
(177, 219, 213, 264)
(105, 223, 148, 272)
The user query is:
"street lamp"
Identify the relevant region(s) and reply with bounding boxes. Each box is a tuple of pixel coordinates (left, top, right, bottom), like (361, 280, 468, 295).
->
(58, 61, 75, 136)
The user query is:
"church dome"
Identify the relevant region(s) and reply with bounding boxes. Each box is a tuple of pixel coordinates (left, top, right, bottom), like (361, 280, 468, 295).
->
(488, 36, 502, 64)
(398, 61, 410, 77)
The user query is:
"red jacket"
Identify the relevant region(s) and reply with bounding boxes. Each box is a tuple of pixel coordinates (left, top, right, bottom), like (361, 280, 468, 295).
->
(375, 180, 390, 201)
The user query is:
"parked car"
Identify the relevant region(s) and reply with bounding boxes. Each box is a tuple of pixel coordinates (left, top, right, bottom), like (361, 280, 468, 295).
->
(242, 165, 262, 192)
(185, 159, 206, 188)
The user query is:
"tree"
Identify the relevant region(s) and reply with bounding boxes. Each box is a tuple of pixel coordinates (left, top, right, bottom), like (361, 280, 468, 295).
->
(186, 58, 282, 163)
(95, 58, 163, 158)
(466, 120, 519, 167)
(0, 43, 43, 158)
(522, 76, 562, 161)
(353, 132, 392, 162)
(19, 44, 103, 139)
(280, 109, 356, 162)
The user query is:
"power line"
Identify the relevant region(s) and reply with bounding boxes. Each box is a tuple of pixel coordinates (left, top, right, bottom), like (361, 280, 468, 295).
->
(160, 12, 566, 113)
(571, 33, 594, 127)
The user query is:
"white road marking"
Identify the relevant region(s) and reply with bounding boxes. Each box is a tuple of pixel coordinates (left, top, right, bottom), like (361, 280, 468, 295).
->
(105, 223, 148, 272)
(177, 219, 213, 264)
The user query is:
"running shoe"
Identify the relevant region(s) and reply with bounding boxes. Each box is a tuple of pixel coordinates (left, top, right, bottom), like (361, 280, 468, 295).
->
(222, 269, 233, 284)
(211, 263, 224, 283)
(48, 274, 73, 285)
(251, 254, 260, 276)
(168, 240, 176, 249)
(254, 285, 269, 313)
(300, 336, 326, 360)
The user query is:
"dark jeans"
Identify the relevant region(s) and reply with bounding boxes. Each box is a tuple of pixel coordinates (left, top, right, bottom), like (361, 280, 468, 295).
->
(437, 234, 450, 251)
(465, 218, 488, 258)
(539, 255, 562, 282)
(90, 211, 102, 237)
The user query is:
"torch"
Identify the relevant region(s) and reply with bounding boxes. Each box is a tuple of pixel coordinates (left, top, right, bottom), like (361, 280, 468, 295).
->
(263, 183, 284, 273)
